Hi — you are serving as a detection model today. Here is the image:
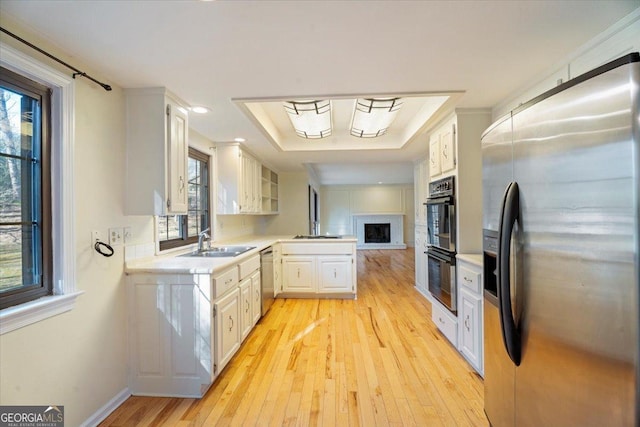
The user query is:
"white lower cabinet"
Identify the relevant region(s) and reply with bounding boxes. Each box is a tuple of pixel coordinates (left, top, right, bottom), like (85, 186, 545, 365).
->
(458, 288, 482, 374)
(215, 286, 241, 374)
(414, 225, 428, 295)
(432, 299, 458, 347)
(282, 256, 316, 292)
(251, 270, 261, 324)
(456, 256, 484, 376)
(238, 255, 261, 341)
(128, 274, 210, 398)
(128, 254, 263, 397)
(273, 244, 282, 297)
(278, 242, 356, 298)
(239, 278, 252, 341)
(317, 257, 353, 293)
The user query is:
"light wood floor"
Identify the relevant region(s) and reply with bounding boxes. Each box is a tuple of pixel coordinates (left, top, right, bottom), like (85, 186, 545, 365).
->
(100, 249, 488, 426)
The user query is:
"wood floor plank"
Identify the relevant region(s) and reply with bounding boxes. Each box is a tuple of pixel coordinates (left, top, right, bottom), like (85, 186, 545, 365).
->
(100, 249, 489, 427)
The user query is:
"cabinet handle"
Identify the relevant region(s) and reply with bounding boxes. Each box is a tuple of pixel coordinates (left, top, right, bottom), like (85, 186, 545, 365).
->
(297, 268, 300, 279)
(179, 176, 185, 193)
(442, 148, 448, 159)
(246, 300, 250, 313)
(229, 315, 234, 332)
(438, 317, 444, 325)
(334, 269, 337, 278)
(464, 276, 472, 283)
(465, 315, 470, 331)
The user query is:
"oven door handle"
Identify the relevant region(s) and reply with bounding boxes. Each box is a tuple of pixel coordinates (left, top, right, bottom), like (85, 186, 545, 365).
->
(426, 248, 452, 263)
(498, 181, 521, 366)
(424, 195, 454, 206)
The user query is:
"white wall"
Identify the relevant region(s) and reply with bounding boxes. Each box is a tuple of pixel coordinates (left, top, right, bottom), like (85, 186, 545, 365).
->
(0, 18, 152, 427)
(261, 171, 309, 235)
(320, 184, 414, 243)
(493, 8, 640, 119)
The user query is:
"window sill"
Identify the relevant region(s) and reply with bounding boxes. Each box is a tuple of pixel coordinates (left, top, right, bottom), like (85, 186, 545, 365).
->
(0, 291, 84, 335)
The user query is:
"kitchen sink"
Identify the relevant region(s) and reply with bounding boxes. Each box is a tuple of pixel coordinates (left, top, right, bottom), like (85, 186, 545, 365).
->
(293, 235, 342, 239)
(179, 246, 256, 258)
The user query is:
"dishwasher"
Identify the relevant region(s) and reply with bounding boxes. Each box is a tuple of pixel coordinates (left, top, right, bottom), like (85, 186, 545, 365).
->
(260, 247, 274, 315)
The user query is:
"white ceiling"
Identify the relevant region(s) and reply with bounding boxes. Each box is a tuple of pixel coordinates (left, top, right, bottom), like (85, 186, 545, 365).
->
(0, 1, 637, 185)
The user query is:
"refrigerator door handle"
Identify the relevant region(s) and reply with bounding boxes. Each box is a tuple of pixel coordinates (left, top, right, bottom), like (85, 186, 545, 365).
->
(498, 181, 521, 366)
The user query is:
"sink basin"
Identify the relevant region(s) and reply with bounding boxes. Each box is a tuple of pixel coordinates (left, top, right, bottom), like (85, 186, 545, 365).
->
(293, 235, 342, 239)
(180, 246, 256, 258)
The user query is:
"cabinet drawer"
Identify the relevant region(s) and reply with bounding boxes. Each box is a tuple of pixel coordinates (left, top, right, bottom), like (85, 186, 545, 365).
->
(281, 242, 354, 255)
(459, 264, 481, 294)
(238, 254, 260, 280)
(432, 301, 457, 347)
(212, 266, 239, 298)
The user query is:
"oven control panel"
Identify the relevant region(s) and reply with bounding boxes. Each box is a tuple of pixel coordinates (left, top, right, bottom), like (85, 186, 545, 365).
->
(429, 176, 455, 197)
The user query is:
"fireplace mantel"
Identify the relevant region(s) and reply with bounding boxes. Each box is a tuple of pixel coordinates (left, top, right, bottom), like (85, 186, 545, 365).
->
(352, 214, 406, 249)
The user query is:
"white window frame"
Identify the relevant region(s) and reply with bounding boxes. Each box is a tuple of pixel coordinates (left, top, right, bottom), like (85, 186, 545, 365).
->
(0, 42, 81, 334)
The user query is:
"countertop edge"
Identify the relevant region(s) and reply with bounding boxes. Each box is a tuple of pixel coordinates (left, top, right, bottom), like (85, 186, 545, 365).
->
(456, 253, 483, 267)
(125, 235, 357, 275)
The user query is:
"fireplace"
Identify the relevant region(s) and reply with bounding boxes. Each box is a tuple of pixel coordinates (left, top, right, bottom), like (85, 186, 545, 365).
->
(353, 214, 406, 249)
(364, 223, 391, 243)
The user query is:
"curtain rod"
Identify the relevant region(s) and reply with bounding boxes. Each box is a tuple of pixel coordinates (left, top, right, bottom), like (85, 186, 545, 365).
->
(1, 26, 112, 91)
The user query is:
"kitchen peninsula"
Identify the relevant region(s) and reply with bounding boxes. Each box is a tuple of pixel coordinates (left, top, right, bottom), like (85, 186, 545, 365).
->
(125, 235, 356, 397)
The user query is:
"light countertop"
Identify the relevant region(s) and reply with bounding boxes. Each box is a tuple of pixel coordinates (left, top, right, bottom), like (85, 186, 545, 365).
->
(125, 235, 357, 275)
(456, 253, 483, 267)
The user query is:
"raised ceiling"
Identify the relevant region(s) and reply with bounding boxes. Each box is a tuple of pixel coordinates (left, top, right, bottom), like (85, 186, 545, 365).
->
(237, 93, 459, 152)
(0, 1, 637, 184)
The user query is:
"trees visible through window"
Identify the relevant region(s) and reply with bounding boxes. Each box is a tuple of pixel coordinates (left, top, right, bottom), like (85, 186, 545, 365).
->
(158, 147, 210, 250)
(0, 66, 52, 309)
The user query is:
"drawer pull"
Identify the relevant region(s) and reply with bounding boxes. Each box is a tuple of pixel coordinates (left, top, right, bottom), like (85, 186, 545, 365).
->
(228, 315, 234, 332)
(465, 315, 470, 331)
(464, 276, 473, 283)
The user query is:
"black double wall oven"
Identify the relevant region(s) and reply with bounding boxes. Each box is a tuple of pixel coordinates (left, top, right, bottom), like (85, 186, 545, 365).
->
(424, 176, 457, 314)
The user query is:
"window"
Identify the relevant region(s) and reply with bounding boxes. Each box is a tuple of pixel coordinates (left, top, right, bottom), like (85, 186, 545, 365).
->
(0, 42, 79, 335)
(0, 67, 52, 310)
(158, 147, 210, 250)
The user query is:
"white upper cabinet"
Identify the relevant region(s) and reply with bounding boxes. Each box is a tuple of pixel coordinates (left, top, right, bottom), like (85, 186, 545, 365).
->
(217, 144, 265, 215)
(429, 118, 456, 179)
(125, 88, 189, 215)
(439, 123, 456, 174)
(429, 134, 441, 177)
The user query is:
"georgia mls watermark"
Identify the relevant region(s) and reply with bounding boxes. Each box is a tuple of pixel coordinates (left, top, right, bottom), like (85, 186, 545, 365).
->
(0, 406, 64, 427)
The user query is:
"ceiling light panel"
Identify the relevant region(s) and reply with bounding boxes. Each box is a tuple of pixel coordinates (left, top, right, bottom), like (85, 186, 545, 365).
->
(350, 98, 403, 138)
(283, 100, 332, 139)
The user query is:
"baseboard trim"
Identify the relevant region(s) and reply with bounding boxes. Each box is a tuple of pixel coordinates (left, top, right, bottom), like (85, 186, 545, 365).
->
(80, 387, 131, 427)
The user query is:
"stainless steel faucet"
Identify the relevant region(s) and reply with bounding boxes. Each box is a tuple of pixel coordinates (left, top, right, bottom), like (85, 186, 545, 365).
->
(198, 228, 210, 252)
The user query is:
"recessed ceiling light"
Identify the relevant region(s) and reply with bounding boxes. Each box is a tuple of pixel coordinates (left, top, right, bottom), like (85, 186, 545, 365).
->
(191, 106, 210, 114)
(234, 137, 246, 142)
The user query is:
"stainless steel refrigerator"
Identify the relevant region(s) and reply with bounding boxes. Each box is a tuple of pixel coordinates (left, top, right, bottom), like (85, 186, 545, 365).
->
(482, 52, 639, 426)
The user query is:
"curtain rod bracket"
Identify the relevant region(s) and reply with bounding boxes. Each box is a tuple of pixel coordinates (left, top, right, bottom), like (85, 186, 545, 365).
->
(1, 26, 113, 92)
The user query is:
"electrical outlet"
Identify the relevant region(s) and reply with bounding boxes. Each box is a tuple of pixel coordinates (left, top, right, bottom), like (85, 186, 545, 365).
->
(123, 227, 132, 244)
(109, 227, 124, 246)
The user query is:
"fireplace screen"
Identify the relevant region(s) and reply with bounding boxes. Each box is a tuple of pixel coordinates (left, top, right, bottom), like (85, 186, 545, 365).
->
(364, 223, 391, 243)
